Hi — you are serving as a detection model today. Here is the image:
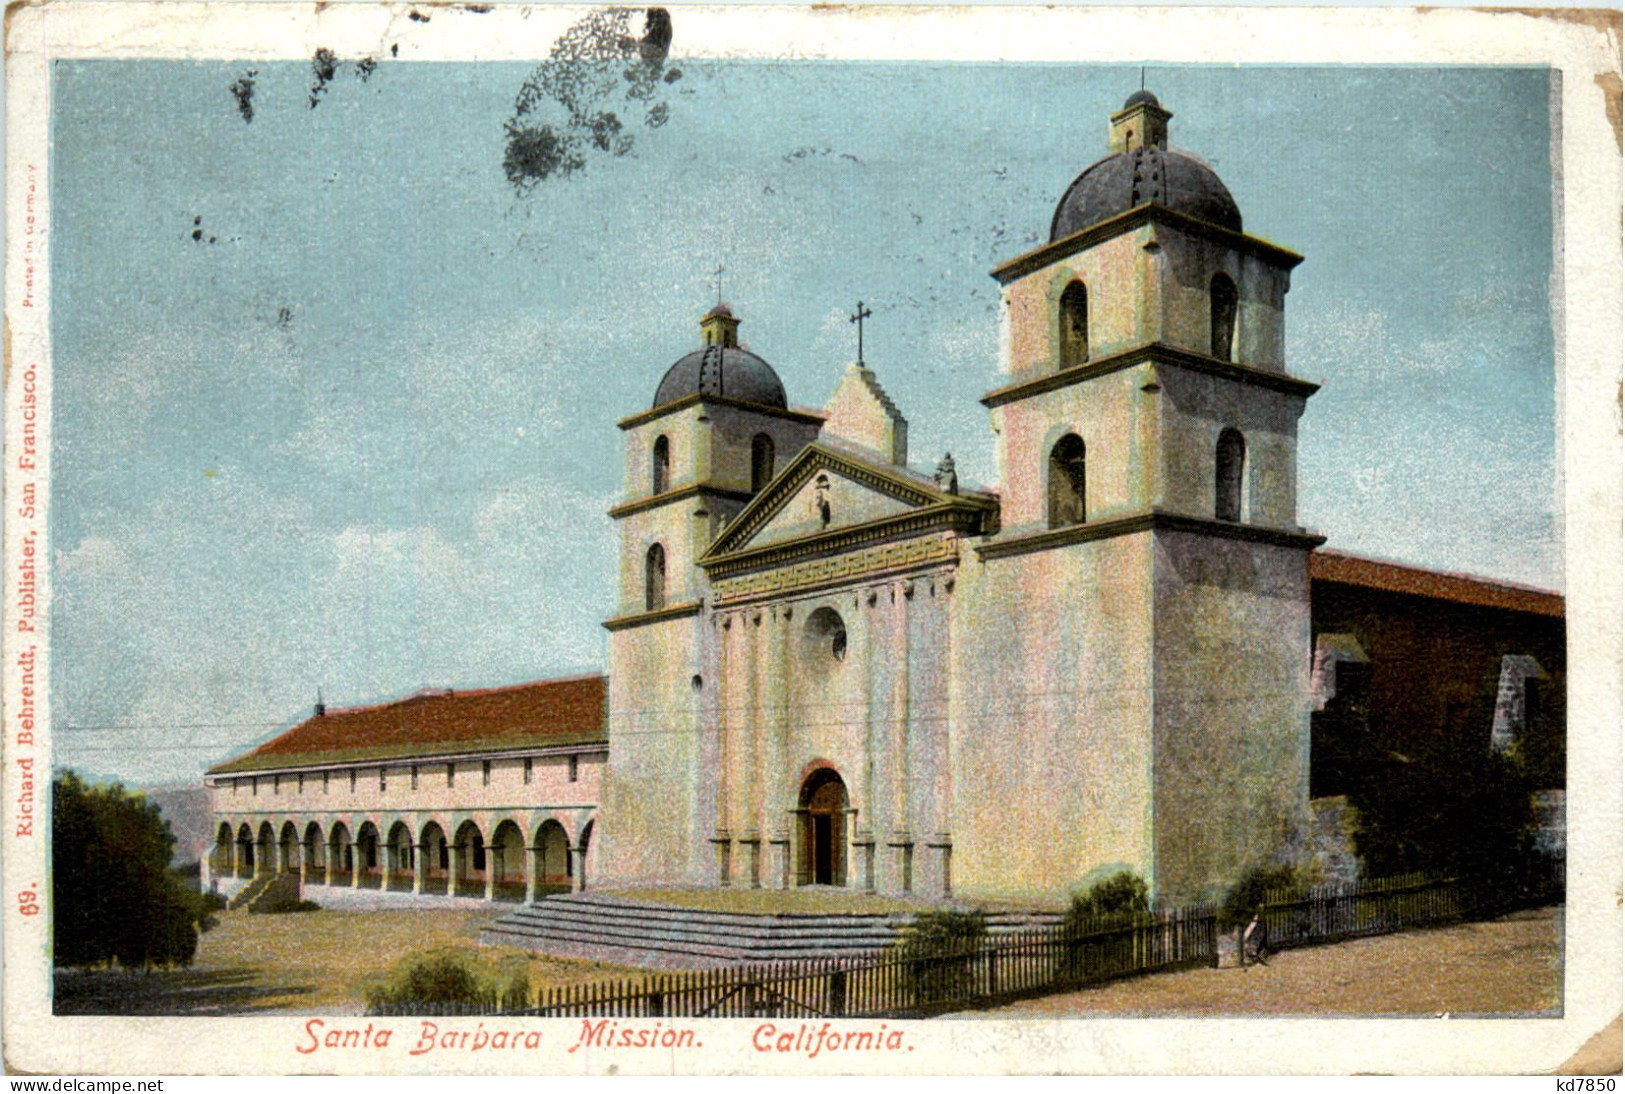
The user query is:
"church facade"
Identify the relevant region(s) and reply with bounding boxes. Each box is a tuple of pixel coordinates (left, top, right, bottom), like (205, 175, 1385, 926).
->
(601, 91, 1323, 904)
(208, 91, 1563, 908)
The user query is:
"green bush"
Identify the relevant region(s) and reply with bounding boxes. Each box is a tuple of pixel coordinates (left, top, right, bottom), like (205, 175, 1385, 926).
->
(501, 972, 531, 1013)
(368, 949, 500, 1007)
(249, 895, 320, 915)
(1063, 871, 1150, 935)
(891, 910, 987, 1005)
(1219, 864, 1302, 929)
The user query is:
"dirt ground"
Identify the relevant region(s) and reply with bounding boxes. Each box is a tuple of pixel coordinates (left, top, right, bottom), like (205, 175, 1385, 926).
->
(962, 907, 1563, 1018)
(52, 905, 643, 1016)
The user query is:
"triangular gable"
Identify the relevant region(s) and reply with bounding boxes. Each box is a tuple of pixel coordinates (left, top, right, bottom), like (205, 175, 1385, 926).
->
(704, 443, 953, 560)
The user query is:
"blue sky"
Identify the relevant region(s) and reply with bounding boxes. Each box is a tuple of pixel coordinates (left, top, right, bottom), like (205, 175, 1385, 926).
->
(48, 53, 1557, 785)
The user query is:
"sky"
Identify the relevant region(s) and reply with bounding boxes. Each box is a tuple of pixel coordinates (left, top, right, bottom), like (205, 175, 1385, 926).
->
(47, 37, 1558, 786)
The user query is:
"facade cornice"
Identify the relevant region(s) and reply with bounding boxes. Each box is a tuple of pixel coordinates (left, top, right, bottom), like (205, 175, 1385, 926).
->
(704, 504, 990, 579)
(210, 802, 600, 817)
(975, 509, 1326, 561)
(600, 599, 704, 632)
(711, 535, 959, 607)
(206, 741, 608, 781)
(617, 392, 826, 432)
(990, 203, 1305, 286)
(980, 341, 1320, 409)
(607, 483, 755, 520)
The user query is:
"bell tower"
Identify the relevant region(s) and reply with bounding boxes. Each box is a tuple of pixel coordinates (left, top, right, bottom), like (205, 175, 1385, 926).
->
(957, 92, 1325, 903)
(599, 302, 823, 889)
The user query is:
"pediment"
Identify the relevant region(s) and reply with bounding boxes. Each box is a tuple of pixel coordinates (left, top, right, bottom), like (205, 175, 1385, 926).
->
(704, 444, 959, 561)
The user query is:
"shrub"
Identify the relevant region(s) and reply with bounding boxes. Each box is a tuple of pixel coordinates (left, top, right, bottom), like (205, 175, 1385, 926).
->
(891, 910, 987, 1005)
(249, 896, 320, 915)
(1063, 871, 1150, 935)
(366, 950, 507, 1012)
(501, 972, 531, 1013)
(1219, 864, 1302, 929)
(52, 771, 222, 969)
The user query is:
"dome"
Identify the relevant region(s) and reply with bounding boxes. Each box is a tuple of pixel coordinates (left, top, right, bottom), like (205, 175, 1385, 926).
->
(1123, 89, 1161, 109)
(653, 344, 788, 410)
(1050, 145, 1242, 241)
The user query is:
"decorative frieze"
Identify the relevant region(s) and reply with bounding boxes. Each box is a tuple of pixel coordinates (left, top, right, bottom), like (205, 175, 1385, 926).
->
(712, 535, 959, 606)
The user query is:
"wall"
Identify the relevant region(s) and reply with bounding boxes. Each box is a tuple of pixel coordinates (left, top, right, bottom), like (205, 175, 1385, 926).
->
(952, 532, 1157, 902)
(1150, 532, 1315, 902)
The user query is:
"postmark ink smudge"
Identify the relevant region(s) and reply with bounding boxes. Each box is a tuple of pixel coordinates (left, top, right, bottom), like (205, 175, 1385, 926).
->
(230, 69, 257, 123)
(503, 8, 679, 194)
(307, 48, 385, 108)
(310, 48, 339, 108)
(189, 215, 217, 245)
(408, 9, 430, 22)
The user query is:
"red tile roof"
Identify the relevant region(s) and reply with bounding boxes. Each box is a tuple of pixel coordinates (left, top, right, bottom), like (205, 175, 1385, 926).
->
(208, 675, 607, 775)
(1310, 550, 1564, 618)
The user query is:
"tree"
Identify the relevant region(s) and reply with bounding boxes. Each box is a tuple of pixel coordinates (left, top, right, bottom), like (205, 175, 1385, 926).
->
(52, 772, 220, 969)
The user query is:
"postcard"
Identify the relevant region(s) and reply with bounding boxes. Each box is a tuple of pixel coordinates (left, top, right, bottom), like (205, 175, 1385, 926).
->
(3, 2, 1620, 1077)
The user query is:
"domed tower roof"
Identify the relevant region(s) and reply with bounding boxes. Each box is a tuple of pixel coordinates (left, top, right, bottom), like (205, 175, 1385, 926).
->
(1049, 91, 1242, 242)
(652, 304, 788, 411)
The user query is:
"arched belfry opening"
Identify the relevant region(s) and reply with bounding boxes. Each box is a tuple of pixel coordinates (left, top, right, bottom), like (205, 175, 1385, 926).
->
(1210, 273, 1238, 362)
(1058, 281, 1089, 368)
(644, 542, 666, 611)
(797, 768, 848, 886)
(750, 432, 775, 493)
(651, 435, 670, 495)
(1047, 434, 1087, 528)
(1216, 428, 1247, 522)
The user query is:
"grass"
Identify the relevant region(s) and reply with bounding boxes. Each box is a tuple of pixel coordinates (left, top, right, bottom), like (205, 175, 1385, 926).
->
(53, 905, 643, 1016)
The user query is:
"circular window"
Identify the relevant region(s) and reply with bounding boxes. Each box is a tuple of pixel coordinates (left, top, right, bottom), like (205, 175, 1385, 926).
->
(802, 606, 848, 667)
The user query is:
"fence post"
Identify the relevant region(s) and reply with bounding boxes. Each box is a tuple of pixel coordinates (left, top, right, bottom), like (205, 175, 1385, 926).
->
(829, 969, 847, 1017)
(986, 945, 999, 999)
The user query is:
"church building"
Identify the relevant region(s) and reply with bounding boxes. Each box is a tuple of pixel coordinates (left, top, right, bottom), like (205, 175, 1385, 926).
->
(208, 91, 1563, 908)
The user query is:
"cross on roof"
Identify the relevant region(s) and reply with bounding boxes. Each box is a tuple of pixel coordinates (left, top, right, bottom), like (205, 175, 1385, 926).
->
(849, 300, 873, 365)
(713, 263, 725, 307)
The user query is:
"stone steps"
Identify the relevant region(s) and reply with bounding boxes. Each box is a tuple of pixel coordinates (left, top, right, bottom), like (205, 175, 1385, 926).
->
(480, 893, 1065, 969)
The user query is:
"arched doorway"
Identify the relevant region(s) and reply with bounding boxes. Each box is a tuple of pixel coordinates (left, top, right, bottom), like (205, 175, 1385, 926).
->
(328, 822, 353, 885)
(420, 821, 449, 895)
(490, 820, 526, 900)
(356, 822, 382, 888)
(303, 822, 325, 882)
(279, 821, 298, 873)
(535, 819, 571, 894)
(256, 822, 275, 876)
(453, 820, 485, 898)
(386, 821, 415, 891)
(213, 823, 233, 878)
(797, 769, 848, 887)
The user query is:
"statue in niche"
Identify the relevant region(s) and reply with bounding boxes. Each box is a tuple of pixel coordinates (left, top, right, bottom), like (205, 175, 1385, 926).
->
(814, 473, 832, 528)
(935, 452, 959, 495)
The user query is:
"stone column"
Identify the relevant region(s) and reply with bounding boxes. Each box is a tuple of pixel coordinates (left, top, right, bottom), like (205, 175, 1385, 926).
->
(413, 842, 428, 894)
(571, 842, 588, 892)
(890, 580, 913, 891)
(770, 832, 791, 892)
(351, 841, 364, 888)
(485, 846, 497, 901)
(298, 841, 309, 887)
(327, 840, 340, 885)
(926, 834, 952, 898)
(450, 841, 464, 898)
(525, 844, 541, 904)
(855, 832, 877, 894)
